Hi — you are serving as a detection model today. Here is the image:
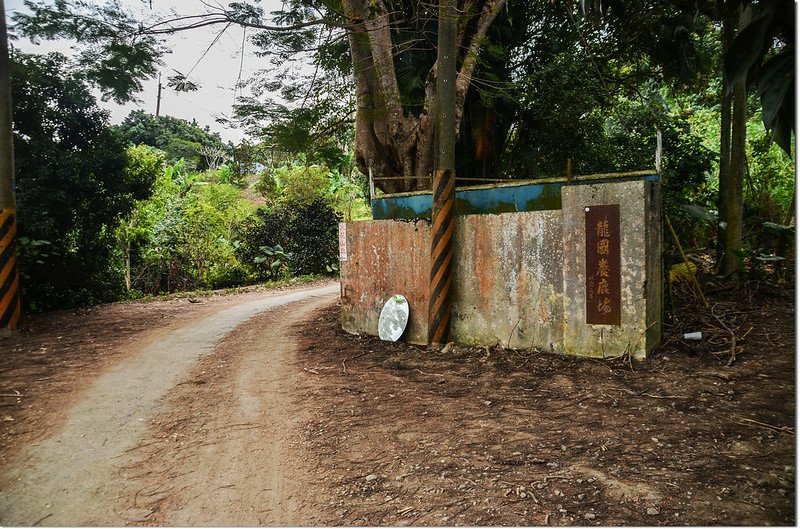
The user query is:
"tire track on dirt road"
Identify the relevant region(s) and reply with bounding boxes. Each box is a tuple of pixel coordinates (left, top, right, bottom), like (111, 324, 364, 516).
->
(123, 293, 337, 526)
(0, 283, 339, 526)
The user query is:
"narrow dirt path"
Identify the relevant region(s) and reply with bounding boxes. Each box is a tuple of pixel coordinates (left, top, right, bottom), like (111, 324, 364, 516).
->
(0, 283, 339, 526)
(121, 296, 333, 526)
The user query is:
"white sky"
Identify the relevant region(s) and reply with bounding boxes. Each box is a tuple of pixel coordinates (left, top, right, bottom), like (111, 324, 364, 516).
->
(5, 0, 292, 143)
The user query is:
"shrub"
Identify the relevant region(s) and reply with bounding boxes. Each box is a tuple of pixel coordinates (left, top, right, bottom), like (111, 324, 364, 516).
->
(285, 199, 341, 276)
(236, 199, 341, 279)
(234, 207, 290, 280)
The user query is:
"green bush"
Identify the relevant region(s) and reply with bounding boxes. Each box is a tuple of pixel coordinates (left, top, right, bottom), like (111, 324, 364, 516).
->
(12, 53, 159, 311)
(125, 160, 255, 293)
(236, 199, 340, 279)
(233, 207, 289, 280)
(253, 245, 293, 280)
(286, 199, 341, 276)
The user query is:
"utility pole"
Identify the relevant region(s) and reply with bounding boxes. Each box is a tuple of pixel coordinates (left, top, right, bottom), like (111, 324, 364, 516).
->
(428, 0, 457, 346)
(155, 72, 162, 117)
(0, 0, 20, 331)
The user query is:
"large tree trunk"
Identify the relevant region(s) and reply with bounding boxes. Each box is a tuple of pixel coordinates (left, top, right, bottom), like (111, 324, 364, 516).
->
(345, 0, 507, 194)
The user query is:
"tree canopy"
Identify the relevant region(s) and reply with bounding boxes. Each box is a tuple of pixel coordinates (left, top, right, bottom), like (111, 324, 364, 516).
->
(115, 110, 227, 170)
(11, 0, 794, 190)
(11, 51, 158, 310)
(6, 0, 796, 296)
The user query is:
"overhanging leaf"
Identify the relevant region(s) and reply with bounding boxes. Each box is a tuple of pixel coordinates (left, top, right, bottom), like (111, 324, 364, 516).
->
(756, 51, 794, 154)
(724, 9, 774, 92)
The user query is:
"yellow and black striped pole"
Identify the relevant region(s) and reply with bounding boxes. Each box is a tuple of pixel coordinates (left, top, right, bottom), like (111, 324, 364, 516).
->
(428, 169, 455, 344)
(0, 209, 19, 329)
(428, 0, 457, 346)
(0, 0, 19, 331)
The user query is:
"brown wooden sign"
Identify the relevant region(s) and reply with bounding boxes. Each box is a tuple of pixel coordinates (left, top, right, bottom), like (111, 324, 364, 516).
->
(585, 204, 621, 325)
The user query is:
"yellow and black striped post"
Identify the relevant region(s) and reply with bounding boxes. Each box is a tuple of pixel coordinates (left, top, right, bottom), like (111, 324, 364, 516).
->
(0, 0, 19, 331)
(0, 208, 19, 329)
(428, 169, 455, 344)
(428, 0, 457, 346)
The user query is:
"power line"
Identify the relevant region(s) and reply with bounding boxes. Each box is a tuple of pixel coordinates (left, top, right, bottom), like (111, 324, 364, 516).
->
(185, 22, 230, 77)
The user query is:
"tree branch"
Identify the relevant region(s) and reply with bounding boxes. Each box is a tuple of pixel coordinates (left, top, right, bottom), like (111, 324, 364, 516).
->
(310, 113, 356, 142)
(137, 14, 332, 36)
(453, 0, 507, 134)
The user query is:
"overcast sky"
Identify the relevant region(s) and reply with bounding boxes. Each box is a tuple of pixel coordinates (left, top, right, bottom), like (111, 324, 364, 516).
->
(5, 0, 293, 143)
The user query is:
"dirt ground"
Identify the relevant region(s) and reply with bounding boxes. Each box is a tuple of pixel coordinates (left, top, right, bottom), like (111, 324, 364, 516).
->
(0, 280, 331, 469)
(0, 282, 338, 525)
(0, 277, 795, 526)
(291, 280, 795, 526)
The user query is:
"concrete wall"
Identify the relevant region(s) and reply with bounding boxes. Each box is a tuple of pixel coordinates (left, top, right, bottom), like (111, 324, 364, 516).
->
(451, 212, 564, 352)
(561, 181, 661, 359)
(340, 180, 662, 358)
(340, 220, 431, 344)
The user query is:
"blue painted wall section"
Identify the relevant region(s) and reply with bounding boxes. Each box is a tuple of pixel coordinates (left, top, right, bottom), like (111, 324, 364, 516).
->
(372, 174, 660, 220)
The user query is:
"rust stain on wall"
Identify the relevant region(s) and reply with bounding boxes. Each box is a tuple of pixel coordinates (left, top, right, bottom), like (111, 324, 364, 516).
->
(340, 220, 431, 344)
(474, 231, 494, 302)
(340, 180, 662, 358)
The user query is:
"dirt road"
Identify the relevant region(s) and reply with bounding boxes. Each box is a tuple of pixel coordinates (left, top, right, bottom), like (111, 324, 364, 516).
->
(0, 283, 339, 526)
(0, 278, 794, 526)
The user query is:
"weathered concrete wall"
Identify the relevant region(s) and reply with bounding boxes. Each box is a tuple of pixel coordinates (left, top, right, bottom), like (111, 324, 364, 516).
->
(451, 212, 564, 351)
(561, 180, 662, 359)
(340, 220, 431, 344)
(340, 179, 662, 358)
(340, 212, 565, 348)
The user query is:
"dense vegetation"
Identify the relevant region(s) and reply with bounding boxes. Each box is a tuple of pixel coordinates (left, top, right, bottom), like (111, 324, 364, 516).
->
(6, 0, 796, 312)
(12, 52, 156, 311)
(10, 50, 369, 312)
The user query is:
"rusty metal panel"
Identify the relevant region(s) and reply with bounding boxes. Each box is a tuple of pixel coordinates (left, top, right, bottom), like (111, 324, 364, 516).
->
(585, 204, 621, 325)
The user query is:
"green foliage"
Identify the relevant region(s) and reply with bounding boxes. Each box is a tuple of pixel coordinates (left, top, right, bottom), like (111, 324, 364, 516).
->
(15, 238, 53, 280)
(606, 97, 716, 207)
(231, 82, 355, 172)
(274, 164, 332, 208)
(255, 158, 369, 220)
(125, 144, 166, 188)
(724, 0, 794, 154)
(285, 199, 341, 276)
(11, 51, 156, 311)
(234, 199, 341, 279)
(329, 168, 371, 221)
(233, 207, 289, 281)
(164, 138, 203, 171)
(211, 164, 247, 188)
(253, 171, 278, 200)
(502, 0, 719, 179)
(125, 160, 255, 293)
(602, 96, 718, 248)
(745, 112, 795, 222)
(12, 0, 165, 103)
(227, 140, 265, 183)
(115, 110, 227, 170)
(252, 245, 292, 281)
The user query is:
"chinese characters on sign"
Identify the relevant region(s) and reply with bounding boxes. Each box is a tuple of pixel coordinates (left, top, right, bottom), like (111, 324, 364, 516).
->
(585, 204, 621, 325)
(338, 223, 348, 261)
